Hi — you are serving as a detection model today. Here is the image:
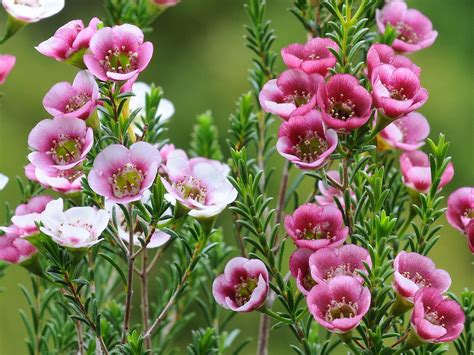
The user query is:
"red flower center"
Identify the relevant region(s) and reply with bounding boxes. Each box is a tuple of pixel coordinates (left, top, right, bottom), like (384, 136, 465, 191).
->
(395, 22, 419, 44)
(101, 47, 139, 74)
(294, 132, 328, 163)
(328, 95, 355, 120)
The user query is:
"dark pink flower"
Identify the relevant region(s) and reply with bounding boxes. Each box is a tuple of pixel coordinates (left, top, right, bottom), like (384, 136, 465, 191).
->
(36, 18, 101, 62)
(309, 244, 371, 284)
(378, 112, 430, 151)
(393, 251, 451, 302)
(276, 111, 338, 170)
(88, 142, 161, 204)
(0, 55, 15, 85)
(411, 288, 464, 343)
(284, 203, 348, 251)
(467, 221, 474, 254)
(317, 74, 372, 131)
(43, 70, 99, 119)
(212, 257, 269, 312)
(281, 37, 338, 76)
(289, 248, 316, 296)
(372, 64, 428, 118)
(307, 275, 371, 333)
(34, 166, 84, 194)
(259, 69, 323, 119)
(366, 43, 420, 80)
(376, 2, 437, 53)
(15, 195, 54, 216)
(28, 117, 93, 171)
(447, 187, 474, 233)
(0, 232, 36, 264)
(84, 24, 153, 82)
(400, 151, 454, 193)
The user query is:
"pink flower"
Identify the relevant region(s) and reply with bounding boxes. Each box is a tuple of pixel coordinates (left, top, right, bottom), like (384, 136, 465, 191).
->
(15, 195, 54, 216)
(36, 18, 101, 63)
(306, 275, 371, 333)
(212, 257, 269, 312)
(371, 64, 428, 118)
(83, 24, 153, 82)
(366, 43, 420, 80)
(24, 163, 39, 182)
(376, 2, 437, 53)
(42, 70, 99, 119)
(378, 112, 430, 151)
(0, 55, 15, 85)
(314, 170, 352, 207)
(259, 69, 323, 120)
(27, 117, 93, 171)
(400, 151, 454, 193)
(289, 248, 316, 296)
(152, 0, 180, 7)
(309, 244, 371, 284)
(276, 111, 338, 170)
(0, 232, 36, 264)
(162, 150, 237, 218)
(411, 288, 464, 343)
(34, 166, 84, 194)
(393, 251, 451, 302)
(88, 142, 161, 204)
(2, 0, 64, 23)
(281, 38, 337, 76)
(284, 203, 348, 251)
(159, 144, 175, 165)
(447, 187, 474, 233)
(317, 74, 372, 131)
(467, 221, 474, 254)
(40, 199, 109, 249)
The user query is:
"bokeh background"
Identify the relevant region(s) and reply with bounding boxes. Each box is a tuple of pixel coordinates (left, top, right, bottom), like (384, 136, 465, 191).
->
(0, 0, 472, 354)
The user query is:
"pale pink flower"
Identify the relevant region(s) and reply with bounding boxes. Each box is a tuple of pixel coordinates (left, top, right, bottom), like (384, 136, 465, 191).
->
(276, 110, 338, 170)
(24, 163, 39, 182)
(376, 2, 437, 53)
(411, 288, 464, 343)
(0, 55, 15, 85)
(42, 70, 99, 119)
(84, 24, 153, 82)
(317, 74, 372, 131)
(212, 257, 269, 312)
(400, 151, 454, 193)
(309, 244, 371, 284)
(284, 203, 348, 251)
(34, 166, 84, 194)
(0, 232, 36, 264)
(306, 275, 371, 333)
(366, 43, 420, 80)
(40, 199, 109, 249)
(378, 112, 430, 151)
(314, 170, 351, 207)
(27, 117, 93, 171)
(159, 144, 175, 165)
(281, 38, 337, 76)
(372, 64, 428, 119)
(15, 195, 54, 216)
(36, 18, 101, 63)
(259, 69, 323, 120)
(289, 248, 316, 296)
(2, 0, 64, 23)
(447, 187, 474, 233)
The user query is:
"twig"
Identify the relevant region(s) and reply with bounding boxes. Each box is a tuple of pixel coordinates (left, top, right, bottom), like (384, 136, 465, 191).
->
(141, 248, 151, 350)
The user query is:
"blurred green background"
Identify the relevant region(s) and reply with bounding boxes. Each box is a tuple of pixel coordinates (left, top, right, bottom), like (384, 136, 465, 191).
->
(0, 0, 472, 354)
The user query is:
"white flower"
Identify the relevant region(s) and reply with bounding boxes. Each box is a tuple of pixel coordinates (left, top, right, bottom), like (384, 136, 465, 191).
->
(0, 173, 8, 190)
(2, 0, 64, 23)
(40, 198, 109, 248)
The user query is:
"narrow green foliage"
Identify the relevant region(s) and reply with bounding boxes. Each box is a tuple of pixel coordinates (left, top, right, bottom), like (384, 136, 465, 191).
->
(228, 92, 258, 151)
(190, 111, 223, 160)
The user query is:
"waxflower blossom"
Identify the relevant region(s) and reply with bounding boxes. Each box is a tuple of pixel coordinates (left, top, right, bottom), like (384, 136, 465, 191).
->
(366, 43, 420, 80)
(152, 0, 180, 7)
(84, 24, 153, 82)
(0, 54, 15, 85)
(0, 173, 8, 190)
(281, 37, 337, 76)
(36, 18, 101, 63)
(307, 275, 371, 333)
(447, 187, 474, 234)
(393, 252, 451, 302)
(276, 111, 338, 170)
(0, 232, 36, 264)
(212, 257, 269, 312)
(2, 0, 64, 23)
(467, 221, 474, 253)
(400, 151, 454, 193)
(15, 195, 54, 216)
(162, 150, 237, 219)
(289, 248, 316, 296)
(317, 74, 372, 131)
(34, 166, 84, 194)
(284, 203, 348, 251)
(411, 288, 464, 343)
(376, 1, 437, 53)
(309, 244, 371, 284)
(43, 71, 99, 120)
(88, 142, 161, 204)
(259, 69, 323, 120)
(314, 170, 354, 207)
(378, 112, 430, 151)
(28, 117, 93, 171)
(40, 198, 109, 249)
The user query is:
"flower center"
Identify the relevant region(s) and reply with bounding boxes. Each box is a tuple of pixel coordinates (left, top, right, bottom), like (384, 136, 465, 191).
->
(110, 163, 144, 198)
(286, 90, 311, 107)
(386, 86, 408, 100)
(424, 306, 446, 328)
(65, 93, 91, 113)
(307, 53, 321, 60)
(176, 177, 207, 204)
(49, 134, 83, 165)
(325, 263, 354, 281)
(294, 132, 328, 163)
(401, 271, 431, 287)
(101, 47, 138, 74)
(58, 169, 83, 183)
(301, 273, 316, 291)
(464, 208, 474, 219)
(328, 95, 355, 120)
(395, 22, 419, 44)
(14, 0, 40, 7)
(325, 298, 358, 322)
(297, 222, 333, 240)
(234, 276, 258, 307)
